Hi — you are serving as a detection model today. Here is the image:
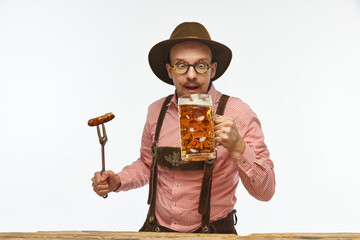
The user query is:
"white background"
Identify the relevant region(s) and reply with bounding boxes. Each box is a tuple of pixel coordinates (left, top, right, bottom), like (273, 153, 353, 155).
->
(1, 0, 359, 235)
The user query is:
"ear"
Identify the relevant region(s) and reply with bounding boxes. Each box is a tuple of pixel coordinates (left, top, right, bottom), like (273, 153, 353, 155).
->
(166, 63, 173, 79)
(210, 62, 217, 79)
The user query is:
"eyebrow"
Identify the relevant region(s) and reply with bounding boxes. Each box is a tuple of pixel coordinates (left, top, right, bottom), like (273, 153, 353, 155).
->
(173, 58, 211, 63)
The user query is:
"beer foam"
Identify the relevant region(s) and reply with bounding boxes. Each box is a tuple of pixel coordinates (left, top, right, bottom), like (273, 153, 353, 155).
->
(178, 94, 212, 106)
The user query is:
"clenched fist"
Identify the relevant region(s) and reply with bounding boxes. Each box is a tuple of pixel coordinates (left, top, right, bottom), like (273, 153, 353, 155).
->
(91, 170, 121, 197)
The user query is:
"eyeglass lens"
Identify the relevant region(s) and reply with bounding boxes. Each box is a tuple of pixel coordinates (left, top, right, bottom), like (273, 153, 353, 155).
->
(174, 62, 210, 74)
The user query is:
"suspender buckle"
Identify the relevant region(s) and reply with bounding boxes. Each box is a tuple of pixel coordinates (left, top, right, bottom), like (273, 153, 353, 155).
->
(151, 140, 158, 157)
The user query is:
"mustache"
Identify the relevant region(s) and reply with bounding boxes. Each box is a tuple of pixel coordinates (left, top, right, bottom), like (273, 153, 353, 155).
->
(181, 82, 205, 87)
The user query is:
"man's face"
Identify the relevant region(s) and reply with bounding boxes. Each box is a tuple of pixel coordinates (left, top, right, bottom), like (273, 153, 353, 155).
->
(166, 41, 217, 97)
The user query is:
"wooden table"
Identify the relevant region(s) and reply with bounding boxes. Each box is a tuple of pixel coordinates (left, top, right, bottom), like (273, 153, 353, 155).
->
(0, 231, 359, 240)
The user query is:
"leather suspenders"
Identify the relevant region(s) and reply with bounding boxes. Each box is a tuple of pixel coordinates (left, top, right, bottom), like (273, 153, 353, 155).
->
(144, 94, 230, 233)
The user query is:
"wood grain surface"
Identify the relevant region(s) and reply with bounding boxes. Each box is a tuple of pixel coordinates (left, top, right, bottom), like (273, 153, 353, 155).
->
(0, 231, 359, 240)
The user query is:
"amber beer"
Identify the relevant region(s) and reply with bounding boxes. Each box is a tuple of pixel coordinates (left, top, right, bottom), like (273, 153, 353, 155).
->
(178, 94, 216, 161)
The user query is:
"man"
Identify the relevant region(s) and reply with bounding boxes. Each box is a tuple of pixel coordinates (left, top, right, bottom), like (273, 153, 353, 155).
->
(92, 22, 275, 234)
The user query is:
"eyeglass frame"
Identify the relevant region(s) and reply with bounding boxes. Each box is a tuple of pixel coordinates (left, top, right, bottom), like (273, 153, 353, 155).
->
(169, 61, 213, 75)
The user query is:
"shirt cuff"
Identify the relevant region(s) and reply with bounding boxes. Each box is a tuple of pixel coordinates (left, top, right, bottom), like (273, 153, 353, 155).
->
(113, 172, 128, 192)
(232, 143, 255, 175)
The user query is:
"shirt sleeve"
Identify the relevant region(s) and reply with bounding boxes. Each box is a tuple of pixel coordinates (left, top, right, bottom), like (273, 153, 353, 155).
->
(232, 109, 276, 201)
(114, 116, 153, 192)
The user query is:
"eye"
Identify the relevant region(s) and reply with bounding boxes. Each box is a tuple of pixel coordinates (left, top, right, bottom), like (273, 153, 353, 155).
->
(196, 62, 207, 69)
(176, 62, 187, 69)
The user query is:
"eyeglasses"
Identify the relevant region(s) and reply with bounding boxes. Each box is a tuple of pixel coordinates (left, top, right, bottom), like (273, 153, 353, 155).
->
(170, 62, 212, 74)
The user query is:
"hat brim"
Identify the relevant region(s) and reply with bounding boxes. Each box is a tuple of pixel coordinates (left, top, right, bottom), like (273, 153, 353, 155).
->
(148, 38, 232, 85)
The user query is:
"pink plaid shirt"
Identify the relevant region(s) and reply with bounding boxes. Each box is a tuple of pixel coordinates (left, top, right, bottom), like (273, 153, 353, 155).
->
(116, 84, 275, 232)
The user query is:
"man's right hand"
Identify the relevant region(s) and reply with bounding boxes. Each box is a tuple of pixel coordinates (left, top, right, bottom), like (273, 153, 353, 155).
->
(91, 170, 121, 197)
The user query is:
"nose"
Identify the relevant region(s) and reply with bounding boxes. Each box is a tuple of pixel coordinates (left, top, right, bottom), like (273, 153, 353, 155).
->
(186, 65, 197, 81)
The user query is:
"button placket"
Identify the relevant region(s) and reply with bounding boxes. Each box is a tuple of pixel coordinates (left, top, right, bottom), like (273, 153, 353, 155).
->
(171, 173, 181, 227)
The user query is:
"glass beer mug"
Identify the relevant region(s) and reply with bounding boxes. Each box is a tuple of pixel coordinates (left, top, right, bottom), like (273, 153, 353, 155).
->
(178, 94, 216, 161)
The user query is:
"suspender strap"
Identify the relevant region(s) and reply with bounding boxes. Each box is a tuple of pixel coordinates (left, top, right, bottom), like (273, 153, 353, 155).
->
(215, 94, 230, 117)
(147, 94, 173, 205)
(198, 94, 230, 232)
(154, 94, 174, 144)
(146, 93, 230, 233)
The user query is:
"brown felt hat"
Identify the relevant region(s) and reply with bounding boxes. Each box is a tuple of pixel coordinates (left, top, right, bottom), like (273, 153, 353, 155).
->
(148, 22, 232, 85)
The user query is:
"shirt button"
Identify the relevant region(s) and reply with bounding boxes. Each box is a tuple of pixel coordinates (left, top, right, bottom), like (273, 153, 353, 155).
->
(241, 161, 245, 166)
(174, 202, 177, 206)
(176, 182, 180, 187)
